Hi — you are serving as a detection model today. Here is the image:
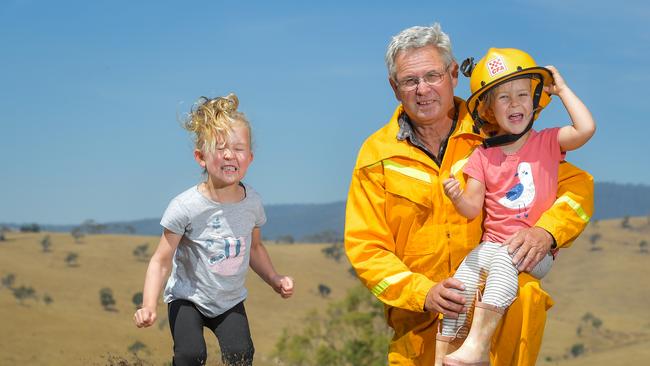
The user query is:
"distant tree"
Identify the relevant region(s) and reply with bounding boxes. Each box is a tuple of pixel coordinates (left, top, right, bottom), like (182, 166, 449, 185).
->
(0, 232, 5, 241)
(20, 223, 40, 233)
(2, 273, 16, 289)
(318, 283, 331, 297)
(125, 225, 136, 234)
(321, 242, 344, 262)
(640, 240, 648, 254)
(43, 293, 53, 305)
(65, 252, 79, 267)
(589, 233, 601, 245)
(132, 292, 143, 309)
(80, 219, 107, 234)
(99, 287, 117, 311)
(303, 229, 342, 243)
(580, 312, 603, 329)
(70, 227, 85, 243)
(132, 243, 150, 262)
(570, 343, 585, 357)
(591, 317, 603, 329)
(348, 267, 357, 278)
(128, 340, 148, 354)
(40, 235, 52, 252)
(621, 215, 631, 229)
(13, 285, 37, 305)
(589, 233, 602, 251)
(276, 235, 295, 244)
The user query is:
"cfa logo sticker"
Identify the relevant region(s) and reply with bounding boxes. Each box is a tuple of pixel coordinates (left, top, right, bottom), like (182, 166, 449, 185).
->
(487, 56, 508, 77)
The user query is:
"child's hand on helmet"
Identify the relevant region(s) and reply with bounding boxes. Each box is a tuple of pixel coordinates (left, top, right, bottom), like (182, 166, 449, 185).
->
(544, 65, 569, 96)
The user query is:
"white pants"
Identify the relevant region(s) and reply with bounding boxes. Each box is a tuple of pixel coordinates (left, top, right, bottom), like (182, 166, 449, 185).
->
(440, 241, 553, 338)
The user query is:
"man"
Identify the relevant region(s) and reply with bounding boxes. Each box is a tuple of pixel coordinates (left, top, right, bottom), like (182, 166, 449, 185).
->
(344, 23, 593, 366)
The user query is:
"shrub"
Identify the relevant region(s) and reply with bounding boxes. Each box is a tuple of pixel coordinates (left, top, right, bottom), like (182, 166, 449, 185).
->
(273, 285, 390, 366)
(621, 216, 631, 229)
(317, 284, 331, 297)
(71, 227, 85, 243)
(570, 343, 585, 357)
(2, 273, 15, 289)
(20, 223, 40, 233)
(40, 235, 52, 252)
(13, 285, 37, 305)
(65, 252, 79, 267)
(128, 341, 147, 354)
(321, 242, 344, 262)
(132, 292, 143, 309)
(133, 243, 149, 262)
(100, 287, 117, 311)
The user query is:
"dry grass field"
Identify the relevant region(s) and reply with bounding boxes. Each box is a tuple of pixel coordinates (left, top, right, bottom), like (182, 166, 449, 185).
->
(0, 216, 648, 365)
(538, 216, 650, 364)
(0, 233, 359, 365)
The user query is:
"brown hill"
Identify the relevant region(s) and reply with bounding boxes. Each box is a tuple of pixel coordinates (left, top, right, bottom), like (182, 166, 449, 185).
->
(0, 216, 648, 365)
(0, 233, 358, 365)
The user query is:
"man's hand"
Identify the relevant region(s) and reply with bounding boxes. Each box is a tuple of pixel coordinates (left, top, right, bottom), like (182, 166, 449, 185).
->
(424, 278, 466, 318)
(503, 227, 554, 272)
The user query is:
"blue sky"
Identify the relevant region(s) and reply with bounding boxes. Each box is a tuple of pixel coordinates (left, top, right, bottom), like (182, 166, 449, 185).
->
(2, 0, 649, 224)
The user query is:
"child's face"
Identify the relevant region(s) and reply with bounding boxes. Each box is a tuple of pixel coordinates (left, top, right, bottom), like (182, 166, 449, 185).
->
(194, 124, 253, 188)
(488, 78, 534, 135)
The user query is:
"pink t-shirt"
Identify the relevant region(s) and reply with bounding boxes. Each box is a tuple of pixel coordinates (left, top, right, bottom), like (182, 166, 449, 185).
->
(464, 128, 565, 243)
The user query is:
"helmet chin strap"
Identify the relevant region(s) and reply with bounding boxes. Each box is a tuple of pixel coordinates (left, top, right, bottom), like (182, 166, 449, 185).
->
(481, 117, 534, 148)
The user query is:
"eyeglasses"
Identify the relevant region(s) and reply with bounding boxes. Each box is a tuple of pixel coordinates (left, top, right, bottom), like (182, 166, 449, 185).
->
(397, 65, 450, 91)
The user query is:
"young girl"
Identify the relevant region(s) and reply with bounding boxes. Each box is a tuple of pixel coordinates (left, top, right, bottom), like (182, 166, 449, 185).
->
(437, 48, 595, 366)
(133, 93, 294, 366)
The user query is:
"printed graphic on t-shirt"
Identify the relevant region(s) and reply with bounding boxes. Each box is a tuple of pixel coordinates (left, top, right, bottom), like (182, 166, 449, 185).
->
(498, 162, 536, 218)
(206, 237, 247, 276)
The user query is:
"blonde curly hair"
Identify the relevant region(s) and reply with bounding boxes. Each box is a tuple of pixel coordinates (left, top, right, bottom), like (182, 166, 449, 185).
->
(183, 93, 252, 152)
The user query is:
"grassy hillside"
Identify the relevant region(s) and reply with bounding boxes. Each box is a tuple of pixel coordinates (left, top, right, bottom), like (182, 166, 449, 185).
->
(0, 233, 359, 365)
(538, 216, 650, 364)
(0, 216, 648, 365)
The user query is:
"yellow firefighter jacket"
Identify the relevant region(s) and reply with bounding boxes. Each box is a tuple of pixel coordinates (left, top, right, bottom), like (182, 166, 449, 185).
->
(344, 99, 594, 365)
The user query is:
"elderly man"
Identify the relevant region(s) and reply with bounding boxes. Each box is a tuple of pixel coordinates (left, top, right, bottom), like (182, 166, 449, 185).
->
(344, 23, 593, 365)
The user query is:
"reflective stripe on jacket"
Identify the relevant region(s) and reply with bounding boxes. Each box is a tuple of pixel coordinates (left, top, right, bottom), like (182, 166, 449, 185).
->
(344, 99, 594, 365)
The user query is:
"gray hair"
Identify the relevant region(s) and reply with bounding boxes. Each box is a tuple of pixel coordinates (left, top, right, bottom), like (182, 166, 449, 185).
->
(385, 23, 456, 81)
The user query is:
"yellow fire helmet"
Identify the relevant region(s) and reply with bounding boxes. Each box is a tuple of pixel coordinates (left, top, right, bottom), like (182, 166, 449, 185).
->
(462, 48, 554, 147)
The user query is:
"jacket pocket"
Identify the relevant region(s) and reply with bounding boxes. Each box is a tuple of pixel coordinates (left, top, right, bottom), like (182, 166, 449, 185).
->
(384, 162, 432, 208)
(383, 162, 435, 255)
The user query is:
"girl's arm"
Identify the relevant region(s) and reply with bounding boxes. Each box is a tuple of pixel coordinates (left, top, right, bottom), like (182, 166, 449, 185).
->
(134, 229, 181, 328)
(546, 65, 596, 152)
(442, 175, 486, 219)
(249, 227, 294, 298)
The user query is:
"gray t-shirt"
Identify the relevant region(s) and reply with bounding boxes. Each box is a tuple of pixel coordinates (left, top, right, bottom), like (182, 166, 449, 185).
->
(160, 183, 266, 317)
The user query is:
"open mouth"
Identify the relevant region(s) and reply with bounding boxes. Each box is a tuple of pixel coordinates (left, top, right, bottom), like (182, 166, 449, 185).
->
(221, 165, 238, 172)
(508, 113, 524, 121)
(417, 99, 436, 106)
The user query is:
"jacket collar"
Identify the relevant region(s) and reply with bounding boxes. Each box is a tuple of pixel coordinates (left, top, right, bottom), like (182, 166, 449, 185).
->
(356, 97, 484, 169)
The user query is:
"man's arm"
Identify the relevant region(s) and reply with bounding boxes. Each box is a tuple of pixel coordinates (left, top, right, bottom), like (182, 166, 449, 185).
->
(345, 163, 433, 312)
(536, 161, 594, 247)
(345, 161, 466, 316)
(505, 161, 593, 271)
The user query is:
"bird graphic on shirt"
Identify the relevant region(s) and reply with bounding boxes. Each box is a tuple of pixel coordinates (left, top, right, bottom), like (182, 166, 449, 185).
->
(498, 162, 536, 217)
